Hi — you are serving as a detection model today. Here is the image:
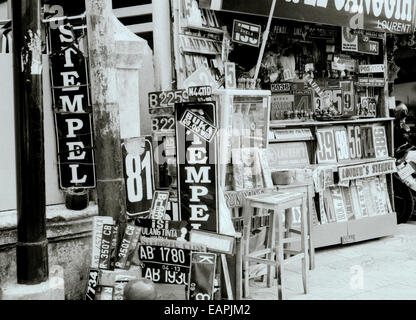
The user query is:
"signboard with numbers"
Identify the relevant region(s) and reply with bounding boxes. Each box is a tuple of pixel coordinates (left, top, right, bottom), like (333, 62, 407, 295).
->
(359, 97, 377, 117)
(361, 126, 376, 158)
(372, 125, 389, 159)
(293, 90, 313, 115)
(188, 86, 212, 101)
(139, 245, 191, 285)
(333, 126, 350, 162)
(232, 20, 261, 47)
(325, 88, 343, 114)
(151, 115, 175, 132)
(224, 62, 237, 89)
(188, 252, 217, 300)
(176, 102, 219, 232)
(122, 137, 155, 217)
(347, 126, 362, 160)
(316, 128, 337, 164)
(148, 90, 189, 110)
(340, 81, 355, 117)
(98, 224, 114, 270)
(85, 268, 99, 300)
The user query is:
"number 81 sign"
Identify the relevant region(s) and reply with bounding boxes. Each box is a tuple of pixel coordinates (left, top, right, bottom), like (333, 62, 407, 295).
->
(122, 137, 155, 217)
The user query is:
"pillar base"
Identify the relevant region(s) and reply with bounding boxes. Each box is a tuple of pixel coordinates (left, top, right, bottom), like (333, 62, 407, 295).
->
(0, 265, 64, 300)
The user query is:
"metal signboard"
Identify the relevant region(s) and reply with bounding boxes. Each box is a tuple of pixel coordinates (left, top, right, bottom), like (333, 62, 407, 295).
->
(54, 113, 96, 189)
(188, 252, 217, 300)
(232, 19, 262, 47)
(176, 102, 219, 232)
(122, 136, 155, 217)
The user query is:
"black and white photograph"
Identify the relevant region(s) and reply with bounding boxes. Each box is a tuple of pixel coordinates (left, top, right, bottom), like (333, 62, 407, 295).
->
(1, 0, 416, 312)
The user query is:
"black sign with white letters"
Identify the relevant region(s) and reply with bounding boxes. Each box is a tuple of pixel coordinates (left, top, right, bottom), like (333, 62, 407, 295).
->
(55, 113, 96, 189)
(176, 102, 219, 232)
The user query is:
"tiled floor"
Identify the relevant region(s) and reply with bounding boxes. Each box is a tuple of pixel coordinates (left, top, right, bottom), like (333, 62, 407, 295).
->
(246, 222, 416, 300)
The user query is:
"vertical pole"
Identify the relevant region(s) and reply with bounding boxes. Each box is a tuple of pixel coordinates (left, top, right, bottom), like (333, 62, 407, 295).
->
(12, 0, 48, 284)
(254, 0, 276, 81)
(153, 0, 172, 90)
(86, 0, 126, 223)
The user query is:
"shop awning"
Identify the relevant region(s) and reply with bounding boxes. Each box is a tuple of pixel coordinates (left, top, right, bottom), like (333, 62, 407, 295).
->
(199, 0, 416, 34)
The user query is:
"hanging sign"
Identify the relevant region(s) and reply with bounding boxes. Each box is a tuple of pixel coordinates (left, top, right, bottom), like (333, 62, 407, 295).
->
(48, 15, 96, 190)
(188, 252, 217, 300)
(357, 77, 385, 87)
(55, 113, 96, 189)
(201, 0, 416, 34)
(338, 159, 397, 181)
(176, 102, 219, 232)
(232, 19, 262, 47)
(358, 64, 385, 74)
(122, 137, 155, 217)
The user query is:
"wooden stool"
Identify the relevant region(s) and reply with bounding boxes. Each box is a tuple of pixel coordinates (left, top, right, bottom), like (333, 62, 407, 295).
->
(242, 192, 309, 300)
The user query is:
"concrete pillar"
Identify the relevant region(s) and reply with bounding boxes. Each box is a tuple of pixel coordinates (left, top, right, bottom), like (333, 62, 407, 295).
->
(152, 0, 172, 91)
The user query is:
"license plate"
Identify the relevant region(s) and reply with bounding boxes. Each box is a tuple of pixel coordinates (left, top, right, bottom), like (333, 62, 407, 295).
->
(141, 262, 189, 285)
(139, 245, 190, 267)
(85, 268, 99, 301)
(148, 90, 189, 109)
(151, 115, 175, 132)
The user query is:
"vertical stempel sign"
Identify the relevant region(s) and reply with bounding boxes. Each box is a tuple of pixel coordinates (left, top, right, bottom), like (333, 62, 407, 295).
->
(176, 102, 219, 232)
(122, 137, 155, 217)
(48, 16, 96, 189)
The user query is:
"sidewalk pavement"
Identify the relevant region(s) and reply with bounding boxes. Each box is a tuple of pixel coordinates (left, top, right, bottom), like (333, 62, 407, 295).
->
(246, 222, 416, 300)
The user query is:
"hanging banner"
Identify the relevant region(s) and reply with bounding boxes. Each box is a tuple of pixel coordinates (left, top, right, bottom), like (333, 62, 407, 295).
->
(176, 102, 219, 232)
(200, 0, 416, 34)
(121, 137, 155, 217)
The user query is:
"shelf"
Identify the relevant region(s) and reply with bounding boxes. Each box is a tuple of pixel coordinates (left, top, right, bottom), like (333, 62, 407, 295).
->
(213, 89, 271, 97)
(181, 49, 220, 55)
(269, 117, 394, 128)
(312, 213, 398, 248)
(184, 24, 225, 35)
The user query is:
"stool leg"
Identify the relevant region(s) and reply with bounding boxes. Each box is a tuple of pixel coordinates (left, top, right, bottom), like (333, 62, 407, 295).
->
(284, 208, 293, 259)
(300, 196, 309, 294)
(276, 212, 285, 300)
(266, 210, 276, 288)
(307, 188, 315, 270)
(242, 200, 253, 298)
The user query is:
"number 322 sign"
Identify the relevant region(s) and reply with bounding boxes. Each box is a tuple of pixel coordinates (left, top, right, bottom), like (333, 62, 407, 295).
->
(122, 137, 155, 217)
